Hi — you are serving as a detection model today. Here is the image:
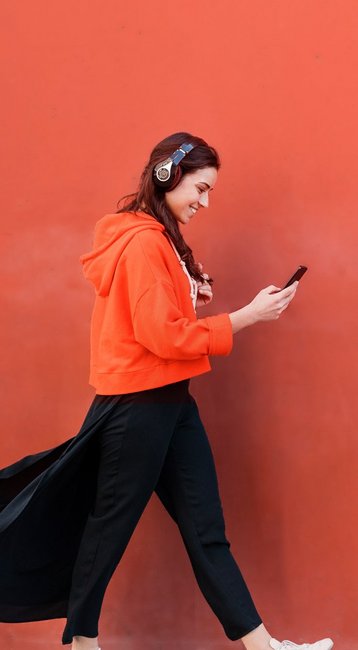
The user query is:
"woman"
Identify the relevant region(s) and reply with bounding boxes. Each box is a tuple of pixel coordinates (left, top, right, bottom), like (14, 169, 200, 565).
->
(0, 132, 333, 650)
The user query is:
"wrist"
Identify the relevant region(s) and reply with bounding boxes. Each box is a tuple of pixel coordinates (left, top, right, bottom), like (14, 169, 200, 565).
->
(229, 304, 258, 334)
(243, 303, 259, 326)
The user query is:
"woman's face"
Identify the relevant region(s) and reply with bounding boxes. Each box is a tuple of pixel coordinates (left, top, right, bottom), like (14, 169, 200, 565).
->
(164, 166, 218, 225)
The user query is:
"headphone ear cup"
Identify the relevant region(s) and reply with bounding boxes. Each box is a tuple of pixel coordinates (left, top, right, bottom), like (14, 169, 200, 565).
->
(168, 165, 183, 191)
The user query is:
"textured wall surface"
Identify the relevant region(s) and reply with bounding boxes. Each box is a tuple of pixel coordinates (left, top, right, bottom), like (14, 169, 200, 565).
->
(0, 1, 357, 648)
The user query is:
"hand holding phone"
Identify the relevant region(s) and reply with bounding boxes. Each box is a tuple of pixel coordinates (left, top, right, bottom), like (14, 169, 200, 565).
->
(281, 265, 308, 289)
(271, 265, 308, 293)
(244, 266, 308, 325)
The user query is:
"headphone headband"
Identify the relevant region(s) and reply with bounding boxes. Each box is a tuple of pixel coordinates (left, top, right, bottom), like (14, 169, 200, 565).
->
(171, 143, 195, 165)
(153, 141, 197, 189)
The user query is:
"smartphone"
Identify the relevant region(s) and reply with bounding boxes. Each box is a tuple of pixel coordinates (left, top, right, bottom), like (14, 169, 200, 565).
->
(281, 265, 308, 290)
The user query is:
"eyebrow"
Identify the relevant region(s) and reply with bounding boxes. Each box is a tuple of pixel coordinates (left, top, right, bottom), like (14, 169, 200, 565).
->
(197, 182, 214, 191)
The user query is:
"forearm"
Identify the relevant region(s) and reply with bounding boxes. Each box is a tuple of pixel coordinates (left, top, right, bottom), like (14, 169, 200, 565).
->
(229, 305, 257, 334)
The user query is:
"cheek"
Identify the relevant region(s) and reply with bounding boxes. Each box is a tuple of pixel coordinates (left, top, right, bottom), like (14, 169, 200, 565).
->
(165, 180, 197, 214)
(175, 191, 192, 211)
(165, 192, 179, 212)
(166, 191, 188, 216)
(183, 189, 197, 206)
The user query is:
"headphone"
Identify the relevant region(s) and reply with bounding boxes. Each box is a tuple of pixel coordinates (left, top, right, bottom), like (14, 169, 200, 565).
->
(153, 142, 197, 190)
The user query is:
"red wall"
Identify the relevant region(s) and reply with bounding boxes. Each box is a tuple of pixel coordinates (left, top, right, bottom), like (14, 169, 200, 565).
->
(1, 1, 357, 648)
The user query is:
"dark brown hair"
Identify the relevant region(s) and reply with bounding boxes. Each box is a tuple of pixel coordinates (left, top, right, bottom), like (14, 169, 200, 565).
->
(115, 131, 220, 286)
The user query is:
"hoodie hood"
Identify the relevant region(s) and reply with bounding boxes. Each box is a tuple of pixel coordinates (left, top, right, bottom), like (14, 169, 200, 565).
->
(80, 211, 165, 296)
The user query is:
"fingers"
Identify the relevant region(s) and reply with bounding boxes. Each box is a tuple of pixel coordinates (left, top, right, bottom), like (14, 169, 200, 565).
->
(267, 281, 298, 296)
(197, 263, 209, 280)
(279, 281, 298, 298)
(273, 283, 298, 315)
(197, 275, 210, 288)
(267, 285, 283, 293)
(278, 288, 298, 313)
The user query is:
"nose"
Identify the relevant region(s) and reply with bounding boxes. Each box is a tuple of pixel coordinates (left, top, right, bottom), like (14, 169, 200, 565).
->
(199, 191, 209, 208)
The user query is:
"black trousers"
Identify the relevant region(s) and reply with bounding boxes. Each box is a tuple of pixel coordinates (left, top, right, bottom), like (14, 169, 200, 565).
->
(62, 379, 262, 644)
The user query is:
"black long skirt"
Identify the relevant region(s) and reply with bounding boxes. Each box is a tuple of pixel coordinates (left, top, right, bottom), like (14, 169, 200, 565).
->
(0, 394, 117, 623)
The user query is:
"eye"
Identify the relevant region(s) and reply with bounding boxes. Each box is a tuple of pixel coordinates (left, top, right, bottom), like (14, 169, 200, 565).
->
(197, 186, 205, 194)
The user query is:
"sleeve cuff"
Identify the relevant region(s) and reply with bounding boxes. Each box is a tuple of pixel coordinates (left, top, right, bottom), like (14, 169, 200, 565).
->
(205, 312, 233, 356)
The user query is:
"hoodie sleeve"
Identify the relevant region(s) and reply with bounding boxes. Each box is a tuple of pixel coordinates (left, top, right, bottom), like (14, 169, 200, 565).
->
(123, 230, 233, 360)
(132, 279, 233, 360)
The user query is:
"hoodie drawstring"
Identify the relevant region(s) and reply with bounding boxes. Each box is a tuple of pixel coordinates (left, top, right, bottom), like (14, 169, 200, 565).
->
(167, 238, 198, 312)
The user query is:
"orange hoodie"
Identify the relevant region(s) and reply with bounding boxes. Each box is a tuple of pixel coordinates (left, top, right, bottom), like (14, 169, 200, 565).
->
(80, 211, 233, 394)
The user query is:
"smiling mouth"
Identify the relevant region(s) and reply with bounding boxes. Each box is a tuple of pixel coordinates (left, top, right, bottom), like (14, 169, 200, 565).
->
(189, 206, 198, 215)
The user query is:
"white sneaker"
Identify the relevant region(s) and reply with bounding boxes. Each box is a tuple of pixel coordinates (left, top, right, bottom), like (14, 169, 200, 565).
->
(269, 637, 334, 650)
